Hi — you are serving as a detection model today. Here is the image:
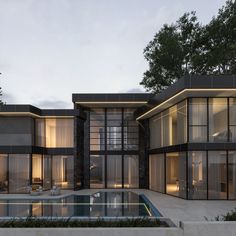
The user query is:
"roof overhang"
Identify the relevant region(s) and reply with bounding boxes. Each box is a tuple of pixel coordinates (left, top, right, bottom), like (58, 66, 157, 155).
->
(137, 88, 236, 120)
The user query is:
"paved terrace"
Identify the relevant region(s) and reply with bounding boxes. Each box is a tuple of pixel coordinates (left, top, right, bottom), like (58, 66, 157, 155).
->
(0, 189, 235, 225)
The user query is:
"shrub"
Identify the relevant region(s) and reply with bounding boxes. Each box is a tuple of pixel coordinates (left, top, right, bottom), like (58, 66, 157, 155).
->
(0, 217, 169, 228)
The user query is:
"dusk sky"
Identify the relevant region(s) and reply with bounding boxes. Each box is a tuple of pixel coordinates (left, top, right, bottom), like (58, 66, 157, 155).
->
(0, 0, 226, 108)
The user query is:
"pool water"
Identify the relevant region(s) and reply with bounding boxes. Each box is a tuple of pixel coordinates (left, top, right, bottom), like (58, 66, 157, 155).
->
(0, 192, 161, 218)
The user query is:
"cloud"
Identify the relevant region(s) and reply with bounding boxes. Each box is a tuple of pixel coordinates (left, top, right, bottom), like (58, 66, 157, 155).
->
(1, 92, 17, 104)
(122, 87, 145, 93)
(34, 99, 72, 109)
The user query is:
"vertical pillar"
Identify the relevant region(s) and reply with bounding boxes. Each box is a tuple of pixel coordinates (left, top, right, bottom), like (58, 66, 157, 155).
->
(139, 119, 149, 188)
(73, 104, 88, 190)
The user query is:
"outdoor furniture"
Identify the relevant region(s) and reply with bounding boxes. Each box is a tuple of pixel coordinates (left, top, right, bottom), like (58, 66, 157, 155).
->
(28, 185, 43, 196)
(50, 186, 61, 196)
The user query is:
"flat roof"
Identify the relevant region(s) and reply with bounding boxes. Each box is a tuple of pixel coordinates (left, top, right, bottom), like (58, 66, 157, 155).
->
(0, 105, 84, 118)
(136, 74, 236, 120)
(72, 93, 153, 107)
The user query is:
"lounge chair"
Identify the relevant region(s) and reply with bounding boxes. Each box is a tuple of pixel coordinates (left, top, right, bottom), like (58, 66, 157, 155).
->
(50, 186, 61, 196)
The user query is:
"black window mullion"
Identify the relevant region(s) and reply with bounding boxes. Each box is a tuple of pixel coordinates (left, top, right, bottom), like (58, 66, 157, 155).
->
(207, 98, 209, 142)
(105, 108, 107, 188)
(122, 108, 124, 188)
(228, 97, 230, 142)
(227, 150, 229, 199)
(206, 150, 209, 200)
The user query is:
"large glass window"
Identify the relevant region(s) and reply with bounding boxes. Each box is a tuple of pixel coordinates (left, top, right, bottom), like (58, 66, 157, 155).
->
(90, 109, 105, 151)
(229, 98, 236, 142)
(209, 98, 228, 142)
(90, 155, 105, 188)
(0, 154, 8, 193)
(52, 155, 74, 189)
(43, 155, 52, 190)
(228, 151, 236, 199)
(107, 109, 122, 151)
(150, 100, 187, 148)
(150, 114, 162, 149)
(35, 119, 45, 146)
(9, 154, 30, 193)
(149, 154, 165, 193)
(124, 155, 139, 188)
(188, 151, 207, 199)
(0, 117, 34, 146)
(166, 152, 186, 198)
(32, 154, 42, 186)
(124, 109, 139, 150)
(107, 155, 122, 188)
(45, 119, 74, 148)
(189, 98, 207, 142)
(208, 151, 227, 199)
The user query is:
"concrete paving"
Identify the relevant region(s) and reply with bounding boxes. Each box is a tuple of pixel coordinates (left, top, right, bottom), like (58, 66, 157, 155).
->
(0, 189, 235, 226)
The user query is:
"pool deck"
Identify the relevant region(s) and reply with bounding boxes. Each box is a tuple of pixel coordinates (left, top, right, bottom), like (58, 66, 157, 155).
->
(0, 189, 235, 225)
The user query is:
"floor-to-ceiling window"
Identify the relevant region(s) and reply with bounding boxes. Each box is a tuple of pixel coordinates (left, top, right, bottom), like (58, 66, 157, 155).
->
(32, 154, 42, 186)
(0, 154, 8, 193)
(106, 109, 122, 151)
(228, 151, 236, 199)
(166, 152, 186, 198)
(90, 109, 105, 151)
(89, 108, 139, 189)
(36, 118, 74, 148)
(149, 154, 165, 193)
(107, 155, 122, 188)
(209, 98, 228, 142)
(189, 98, 208, 142)
(52, 155, 74, 189)
(124, 155, 139, 188)
(90, 155, 105, 188)
(9, 154, 30, 193)
(229, 98, 236, 142)
(43, 155, 52, 190)
(208, 151, 227, 199)
(188, 151, 207, 199)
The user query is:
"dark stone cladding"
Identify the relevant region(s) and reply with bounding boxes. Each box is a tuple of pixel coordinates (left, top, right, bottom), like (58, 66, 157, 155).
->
(149, 142, 236, 154)
(0, 104, 86, 118)
(72, 93, 154, 103)
(135, 74, 236, 118)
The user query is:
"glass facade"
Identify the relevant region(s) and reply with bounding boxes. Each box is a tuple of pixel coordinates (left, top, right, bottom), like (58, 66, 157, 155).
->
(89, 108, 139, 189)
(124, 155, 139, 188)
(208, 151, 227, 199)
(166, 152, 186, 198)
(149, 100, 187, 149)
(43, 155, 52, 190)
(9, 154, 30, 193)
(209, 98, 228, 142)
(188, 151, 207, 199)
(52, 155, 74, 189)
(36, 118, 74, 148)
(90, 155, 105, 188)
(0, 154, 8, 193)
(149, 154, 165, 193)
(107, 155, 122, 188)
(32, 154, 42, 186)
(90, 109, 105, 151)
(189, 98, 208, 142)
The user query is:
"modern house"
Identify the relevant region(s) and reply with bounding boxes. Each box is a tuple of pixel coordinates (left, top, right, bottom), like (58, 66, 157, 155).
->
(0, 74, 236, 200)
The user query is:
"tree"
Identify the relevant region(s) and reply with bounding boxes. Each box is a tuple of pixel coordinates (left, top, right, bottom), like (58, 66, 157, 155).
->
(140, 0, 236, 93)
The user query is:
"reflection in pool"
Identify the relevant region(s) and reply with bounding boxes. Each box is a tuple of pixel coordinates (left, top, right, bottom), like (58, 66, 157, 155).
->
(0, 192, 161, 218)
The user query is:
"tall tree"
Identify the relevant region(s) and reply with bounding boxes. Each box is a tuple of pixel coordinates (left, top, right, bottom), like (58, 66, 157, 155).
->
(141, 0, 236, 93)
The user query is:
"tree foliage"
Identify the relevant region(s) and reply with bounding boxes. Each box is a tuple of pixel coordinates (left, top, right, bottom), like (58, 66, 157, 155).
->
(141, 0, 236, 93)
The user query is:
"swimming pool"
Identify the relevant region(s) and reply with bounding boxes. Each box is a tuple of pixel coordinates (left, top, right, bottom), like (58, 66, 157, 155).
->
(0, 192, 161, 218)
